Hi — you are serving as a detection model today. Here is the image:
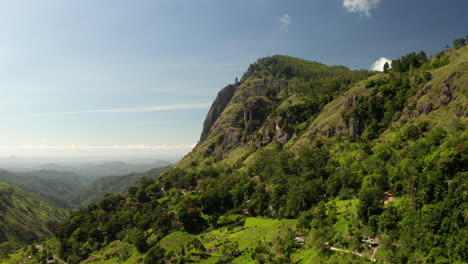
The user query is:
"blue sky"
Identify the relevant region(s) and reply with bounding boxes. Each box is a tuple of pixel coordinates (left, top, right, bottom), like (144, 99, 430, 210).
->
(0, 0, 466, 160)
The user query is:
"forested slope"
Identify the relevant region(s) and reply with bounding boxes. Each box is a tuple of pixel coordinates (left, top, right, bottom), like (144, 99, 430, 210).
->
(65, 166, 169, 208)
(27, 42, 468, 264)
(0, 181, 68, 259)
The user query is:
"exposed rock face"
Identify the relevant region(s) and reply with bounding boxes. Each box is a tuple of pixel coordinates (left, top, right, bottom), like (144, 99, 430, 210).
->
(267, 79, 289, 93)
(274, 119, 289, 144)
(419, 102, 433, 115)
(222, 127, 241, 150)
(402, 108, 411, 119)
(438, 81, 453, 105)
(257, 119, 276, 146)
(200, 84, 237, 141)
(417, 85, 431, 96)
(254, 117, 291, 146)
(343, 96, 357, 110)
(242, 97, 269, 138)
(339, 95, 365, 138)
(348, 116, 365, 138)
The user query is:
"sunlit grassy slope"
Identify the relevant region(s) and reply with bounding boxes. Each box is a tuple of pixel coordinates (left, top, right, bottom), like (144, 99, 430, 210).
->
(0, 181, 68, 259)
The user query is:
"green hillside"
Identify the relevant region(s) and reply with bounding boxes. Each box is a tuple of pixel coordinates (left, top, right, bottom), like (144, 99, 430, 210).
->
(0, 181, 68, 259)
(11, 41, 467, 264)
(66, 166, 169, 208)
(0, 169, 89, 208)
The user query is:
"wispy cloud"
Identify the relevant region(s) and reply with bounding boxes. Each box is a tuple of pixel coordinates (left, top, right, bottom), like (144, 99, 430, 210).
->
(0, 144, 196, 150)
(342, 0, 381, 17)
(371, 57, 392, 71)
(280, 14, 291, 32)
(33, 103, 210, 117)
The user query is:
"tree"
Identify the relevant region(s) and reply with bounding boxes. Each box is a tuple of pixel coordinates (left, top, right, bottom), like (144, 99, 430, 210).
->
(357, 185, 385, 223)
(235, 77, 238, 83)
(190, 238, 206, 252)
(128, 186, 138, 197)
(417, 51, 427, 63)
(378, 206, 399, 234)
(144, 245, 166, 264)
(383, 62, 390, 73)
(177, 201, 207, 233)
(391, 60, 402, 73)
(136, 189, 150, 203)
(453, 38, 466, 48)
(134, 234, 148, 253)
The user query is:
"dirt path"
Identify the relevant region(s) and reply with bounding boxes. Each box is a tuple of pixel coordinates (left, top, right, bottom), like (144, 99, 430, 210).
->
(326, 243, 377, 262)
(371, 246, 378, 259)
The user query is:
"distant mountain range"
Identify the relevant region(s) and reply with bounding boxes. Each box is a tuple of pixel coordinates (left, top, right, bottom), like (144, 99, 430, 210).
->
(0, 169, 89, 208)
(0, 160, 171, 209)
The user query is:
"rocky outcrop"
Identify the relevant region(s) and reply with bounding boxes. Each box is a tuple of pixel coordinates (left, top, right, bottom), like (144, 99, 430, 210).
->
(200, 84, 237, 141)
(242, 97, 270, 138)
(348, 116, 365, 138)
(438, 81, 453, 105)
(222, 127, 241, 150)
(254, 117, 290, 146)
(417, 85, 431, 96)
(438, 72, 463, 105)
(339, 96, 365, 138)
(419, 102, 433, 115)
(266, 78, 289, 93)
(274, 119, 289, 144)
(343, 96, 357, 110)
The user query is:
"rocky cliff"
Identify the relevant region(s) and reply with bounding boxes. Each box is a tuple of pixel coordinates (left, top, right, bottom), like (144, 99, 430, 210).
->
(176, 47, 468, 170)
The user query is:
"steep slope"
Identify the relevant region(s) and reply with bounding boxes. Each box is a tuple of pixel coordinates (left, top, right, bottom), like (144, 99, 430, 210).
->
(299, 45, 468, 141)
(0, 181, 68, 258)
(177, 48, 467, 171)
(43, 44, 467, 264)
(158, 46, 467, 263)
(176, 55, 372, 169)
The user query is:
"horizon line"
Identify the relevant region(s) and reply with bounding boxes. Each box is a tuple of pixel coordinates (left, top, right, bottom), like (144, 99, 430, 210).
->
(32, 103, 211, 117)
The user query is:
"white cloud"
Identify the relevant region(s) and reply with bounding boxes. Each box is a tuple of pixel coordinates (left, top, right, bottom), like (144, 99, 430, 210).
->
(371, 57, 392, 71)
(33, 103, 210, 117)
(280, 14, 291, 32)
(0, 144, 196, 150)
(343, 0, 381, 16)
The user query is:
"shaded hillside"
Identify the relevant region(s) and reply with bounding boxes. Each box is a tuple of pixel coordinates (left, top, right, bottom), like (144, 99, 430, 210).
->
(0, 164, 171, 209)
(0, 169, 89, 206)
(44, 43, 467, 264)
(0, 181, 68, 259)
(66, 166, 169, 208)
